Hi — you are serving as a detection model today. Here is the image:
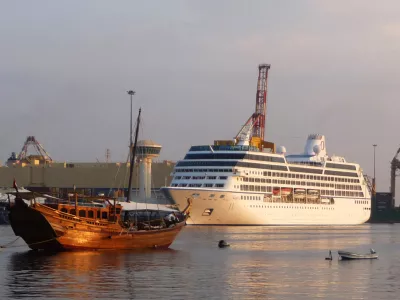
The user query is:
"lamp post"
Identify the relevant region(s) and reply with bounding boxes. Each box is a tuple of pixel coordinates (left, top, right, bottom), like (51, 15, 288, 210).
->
(127, 90, 135, 202)
(127, 90, 135, 149)
(373, 144, 377, 196)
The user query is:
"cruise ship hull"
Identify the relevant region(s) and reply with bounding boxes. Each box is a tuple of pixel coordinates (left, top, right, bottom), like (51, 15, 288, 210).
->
(162, 188, 371, 225)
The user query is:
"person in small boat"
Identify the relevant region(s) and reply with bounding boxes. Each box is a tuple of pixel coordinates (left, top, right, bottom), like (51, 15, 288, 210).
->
(164, 212, 178, 227)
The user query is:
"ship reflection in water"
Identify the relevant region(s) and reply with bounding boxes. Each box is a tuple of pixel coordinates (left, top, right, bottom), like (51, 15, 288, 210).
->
(3, 224, 400, 299)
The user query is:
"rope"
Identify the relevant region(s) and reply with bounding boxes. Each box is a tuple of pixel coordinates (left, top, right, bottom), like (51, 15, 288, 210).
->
(0, 237, 20, 248)
(0, 236, 58, 249)
(27, 237, 58, 247)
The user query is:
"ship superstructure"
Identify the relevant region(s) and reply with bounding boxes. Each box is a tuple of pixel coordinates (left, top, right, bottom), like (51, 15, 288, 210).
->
(161, 64, 371, 225)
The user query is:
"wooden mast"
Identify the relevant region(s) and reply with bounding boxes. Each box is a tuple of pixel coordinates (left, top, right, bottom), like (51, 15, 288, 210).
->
(127, 108, 141, 203)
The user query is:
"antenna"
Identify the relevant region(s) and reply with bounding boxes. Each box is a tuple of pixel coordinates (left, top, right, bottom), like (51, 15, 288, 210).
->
(106, 148, 111, 163)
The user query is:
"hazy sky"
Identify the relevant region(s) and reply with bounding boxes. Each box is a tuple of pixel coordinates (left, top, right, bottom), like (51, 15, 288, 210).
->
(1, 1, 399, 195)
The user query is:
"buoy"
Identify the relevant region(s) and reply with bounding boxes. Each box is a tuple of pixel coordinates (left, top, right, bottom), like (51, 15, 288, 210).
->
(218, 240, 230, 248)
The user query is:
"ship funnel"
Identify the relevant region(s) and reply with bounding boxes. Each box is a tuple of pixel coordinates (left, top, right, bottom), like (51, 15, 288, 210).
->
(304, 134, 327, 157)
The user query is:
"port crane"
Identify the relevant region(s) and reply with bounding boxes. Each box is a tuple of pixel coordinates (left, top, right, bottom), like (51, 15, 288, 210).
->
(235, 64, 275, 151)
(234, 114, 262, 145)
(215, 64, 275, 152)
(7, 136, 52, 166)
(390, 147, 400, 208)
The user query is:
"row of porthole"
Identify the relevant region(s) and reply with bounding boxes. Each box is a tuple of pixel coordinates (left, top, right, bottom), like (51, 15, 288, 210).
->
(355, 200, 368, 204)
(249, 205, 335, 210)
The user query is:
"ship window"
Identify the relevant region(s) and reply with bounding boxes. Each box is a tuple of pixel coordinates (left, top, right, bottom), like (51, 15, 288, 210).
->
(102, 212, 108, 219)
(220, 195, 225, 198)
(61, 208, 68, 213)
(325, 162, 357, 171)
(79, 210, 86, 217)
(69, 209, 76, 215)
(97, 211, 101, 218)
(88, 210, 94, 218)
(324, 170, 358, 178)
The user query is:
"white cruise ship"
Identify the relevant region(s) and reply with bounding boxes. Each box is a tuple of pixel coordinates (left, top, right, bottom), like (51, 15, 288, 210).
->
(162, 134, 371, 225)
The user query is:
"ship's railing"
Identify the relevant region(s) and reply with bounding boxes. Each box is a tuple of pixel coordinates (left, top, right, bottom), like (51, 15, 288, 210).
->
(42, 198, 106, 207)
(287, 161, 323, 167)
(189, 145, 260, 152)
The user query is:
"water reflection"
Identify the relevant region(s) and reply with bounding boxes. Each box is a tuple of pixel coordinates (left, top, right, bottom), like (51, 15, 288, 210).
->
(7, 249, 188, 299)
(2, 224, 400, 299)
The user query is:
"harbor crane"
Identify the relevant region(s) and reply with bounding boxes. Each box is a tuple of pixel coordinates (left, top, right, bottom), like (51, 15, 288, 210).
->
(234, 114, 262, 145)
(390, 147, 400, 208)
(214, 64, 275, 152)
(6, 136, 52, 166)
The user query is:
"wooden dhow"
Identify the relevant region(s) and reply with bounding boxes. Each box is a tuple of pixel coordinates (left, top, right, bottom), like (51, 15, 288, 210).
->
(8, 191, 192, 251)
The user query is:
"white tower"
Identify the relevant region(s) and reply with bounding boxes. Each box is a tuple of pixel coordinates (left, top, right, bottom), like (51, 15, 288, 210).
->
(136, 140, 162, 199)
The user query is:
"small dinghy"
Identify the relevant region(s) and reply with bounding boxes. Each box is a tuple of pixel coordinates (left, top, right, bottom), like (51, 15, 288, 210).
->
(218, 240, 230, 248)
(338, 248, 378, 260)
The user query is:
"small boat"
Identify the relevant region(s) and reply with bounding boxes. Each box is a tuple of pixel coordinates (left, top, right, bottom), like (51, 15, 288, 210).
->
(338, 249, 378, 260)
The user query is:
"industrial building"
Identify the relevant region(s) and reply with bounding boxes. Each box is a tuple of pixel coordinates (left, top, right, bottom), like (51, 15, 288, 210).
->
(0, 136, 175, 199)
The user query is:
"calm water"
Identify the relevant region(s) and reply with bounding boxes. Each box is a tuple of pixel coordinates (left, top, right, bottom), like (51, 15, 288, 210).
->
(0, 224, 399, 299)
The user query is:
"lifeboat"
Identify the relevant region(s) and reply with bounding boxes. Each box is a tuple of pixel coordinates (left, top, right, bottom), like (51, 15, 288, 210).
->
(281, 188, 292, 196)
(272, 188, 280, 196)
(307, 189, 320, 199)
(294, 189, 306, 199)
(307, 189, 319, 195)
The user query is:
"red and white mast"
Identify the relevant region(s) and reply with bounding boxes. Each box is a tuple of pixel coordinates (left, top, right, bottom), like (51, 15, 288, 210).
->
(252, 64, 271, 141)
